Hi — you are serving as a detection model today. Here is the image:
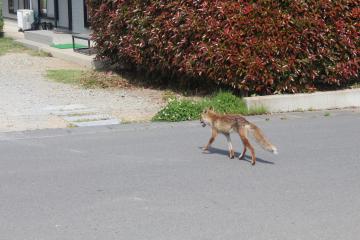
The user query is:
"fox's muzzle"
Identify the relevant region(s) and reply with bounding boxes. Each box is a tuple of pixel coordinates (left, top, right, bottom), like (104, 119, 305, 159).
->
(200, 119, 206, 127)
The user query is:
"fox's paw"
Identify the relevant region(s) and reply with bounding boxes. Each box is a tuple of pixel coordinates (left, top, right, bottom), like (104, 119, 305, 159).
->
(202, 147, 210, 153)
(238, 154, 245, 160)
(251, 161, 256, 166)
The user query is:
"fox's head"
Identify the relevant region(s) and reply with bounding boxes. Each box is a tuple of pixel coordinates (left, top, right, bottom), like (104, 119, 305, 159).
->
(200, 107, 215, 127)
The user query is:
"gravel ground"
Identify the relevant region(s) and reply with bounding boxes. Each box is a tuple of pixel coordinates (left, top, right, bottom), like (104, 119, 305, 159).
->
(0, 53, 165, 132)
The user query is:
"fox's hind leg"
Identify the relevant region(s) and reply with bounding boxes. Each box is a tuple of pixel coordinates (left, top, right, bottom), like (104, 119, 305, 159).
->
(203, 128, 218, 152)
(238, 129, 247, 160)
(239, 127, 256, 165)
(224, 133, 235, 159)
(239, 129, 247, 159)
(239, 144, 247, 160)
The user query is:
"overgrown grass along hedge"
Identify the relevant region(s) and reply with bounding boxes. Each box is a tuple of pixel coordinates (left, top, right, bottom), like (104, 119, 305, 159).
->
(89, 0, 359, 95)
(46, 69, 131, 88)
(152, 91, 266, 122)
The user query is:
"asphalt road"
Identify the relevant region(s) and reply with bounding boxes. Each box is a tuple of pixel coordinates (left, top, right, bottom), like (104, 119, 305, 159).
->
(1, 110, 360, 240)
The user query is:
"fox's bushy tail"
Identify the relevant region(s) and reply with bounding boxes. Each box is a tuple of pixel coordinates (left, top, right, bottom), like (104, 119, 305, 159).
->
(249, 123, 278, 154)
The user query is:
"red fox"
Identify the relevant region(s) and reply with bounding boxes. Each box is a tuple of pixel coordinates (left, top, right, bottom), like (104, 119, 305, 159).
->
(200, 108, 277, 165)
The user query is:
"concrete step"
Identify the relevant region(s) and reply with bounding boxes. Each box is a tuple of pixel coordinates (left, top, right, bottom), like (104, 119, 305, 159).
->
(43, 105, 121, 127)
(63, 114, 113, 122)
(15, 39, 95, 68)
(15, 38, 47, 51)
(72, 119, 120, 127)
(245, 88, 360, 112)
(44, 104, 89, 111)
(24, 30, 54, 45)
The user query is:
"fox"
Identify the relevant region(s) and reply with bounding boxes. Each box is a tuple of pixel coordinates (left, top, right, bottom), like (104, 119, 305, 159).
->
(200, 108, 278, 165)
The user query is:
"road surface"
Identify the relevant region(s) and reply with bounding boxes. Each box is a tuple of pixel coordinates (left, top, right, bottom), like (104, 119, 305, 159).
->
(1, 110, 359, 240)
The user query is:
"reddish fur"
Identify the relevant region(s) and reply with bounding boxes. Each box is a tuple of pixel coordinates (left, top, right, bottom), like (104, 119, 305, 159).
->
(201, 109, 277, 165)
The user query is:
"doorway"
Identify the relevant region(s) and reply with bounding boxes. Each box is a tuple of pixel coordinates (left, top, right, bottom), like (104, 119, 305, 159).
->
(54, 0, 72, 31)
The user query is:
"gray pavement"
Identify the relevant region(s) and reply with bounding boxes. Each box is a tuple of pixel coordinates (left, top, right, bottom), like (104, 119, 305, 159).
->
(1, 109, 360, 240)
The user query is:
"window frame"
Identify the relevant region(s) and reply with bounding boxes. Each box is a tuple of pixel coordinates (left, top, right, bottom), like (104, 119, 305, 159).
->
(83, 0, 90, 28)
(24, 0, 31, 9)
(8, 0, 15, 14)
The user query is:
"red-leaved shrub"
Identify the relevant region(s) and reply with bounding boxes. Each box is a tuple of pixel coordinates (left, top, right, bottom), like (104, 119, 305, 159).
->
(88, 0, 359, 95)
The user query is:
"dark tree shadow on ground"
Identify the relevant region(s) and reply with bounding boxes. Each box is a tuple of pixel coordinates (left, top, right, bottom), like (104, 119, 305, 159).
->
(198, 146, 274, 165)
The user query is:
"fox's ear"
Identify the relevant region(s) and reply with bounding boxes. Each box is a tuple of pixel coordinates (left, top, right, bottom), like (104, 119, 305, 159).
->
(209, 106, 214, 111)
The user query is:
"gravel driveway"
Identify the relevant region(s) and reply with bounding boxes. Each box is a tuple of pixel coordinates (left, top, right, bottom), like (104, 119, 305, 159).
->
(0, 53, 164, 132)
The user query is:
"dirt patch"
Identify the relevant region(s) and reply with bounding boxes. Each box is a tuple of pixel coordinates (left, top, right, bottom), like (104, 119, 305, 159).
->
(0, 53, 165, 132)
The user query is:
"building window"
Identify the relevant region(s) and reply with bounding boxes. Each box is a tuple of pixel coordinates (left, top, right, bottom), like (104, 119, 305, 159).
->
(24, 0, 31, 9)
(84, 0, 90, 28)
(8, 0, 15, 14)
(39, 0, 47, 17)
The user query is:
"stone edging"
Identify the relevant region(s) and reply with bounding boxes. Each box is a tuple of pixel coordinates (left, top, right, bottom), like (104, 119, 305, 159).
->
(244, 88, 360, 112)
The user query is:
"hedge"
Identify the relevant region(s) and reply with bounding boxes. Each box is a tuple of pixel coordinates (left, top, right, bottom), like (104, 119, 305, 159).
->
(88, 0, 359, 95)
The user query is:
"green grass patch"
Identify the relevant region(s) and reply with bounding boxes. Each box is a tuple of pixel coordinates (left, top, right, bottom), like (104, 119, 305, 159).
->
(51, 43, 88, 49)
(152, 99, 206, 122)
(47, 69, 83, 84)
(0, 37, 27, 55)
(247, 105, 268, 115)
(46, 69, 131, 88)
(0, 37, 51, 57)
(152, 91, 267, 122)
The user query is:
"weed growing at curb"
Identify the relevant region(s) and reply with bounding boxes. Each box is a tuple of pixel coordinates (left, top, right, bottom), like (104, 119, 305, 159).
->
(29, 50, 52, 57)
(351, 83, 360, 89)
(152, 91, 267, 122)
(67, 123, 77, 128)
(162, 90, 177, 102)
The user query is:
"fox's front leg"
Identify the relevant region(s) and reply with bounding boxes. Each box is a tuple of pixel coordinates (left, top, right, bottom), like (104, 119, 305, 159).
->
(225, 133, 235, 159)
(203, 128, 218, 152)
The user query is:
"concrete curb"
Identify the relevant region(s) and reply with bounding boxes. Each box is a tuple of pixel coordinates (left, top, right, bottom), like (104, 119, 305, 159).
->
(244, 88, 360, 112)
